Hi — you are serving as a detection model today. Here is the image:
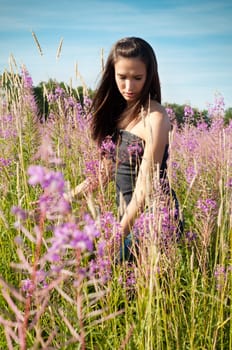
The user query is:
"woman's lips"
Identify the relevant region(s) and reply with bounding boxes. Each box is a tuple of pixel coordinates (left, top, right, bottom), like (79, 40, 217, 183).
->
(124, 92, 135, 98)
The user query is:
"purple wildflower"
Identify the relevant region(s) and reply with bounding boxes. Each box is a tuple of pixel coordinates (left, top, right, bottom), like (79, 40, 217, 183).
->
(133, 212, 155, 238)
(39, 193, 70, 216)
(28, 165, 47, 186)
(170, 161, 179, 180)
(64, 96, 76, 110)
(0, 115, 17, 138)
(184, 105, 194, 118)
(83, 96, 92, 109)
(11, 206, 28, 221)
(127, 143, 143, 157)
(28, 165, 70, 217)
(165, 107, 176, 122)
(196, 121, 208, 132)
(126, 270, 136, 287)
(97, 240, 106, 257)
(47, 92, 56, 103)
(100, 136, 116, 158)
(82, 214, 100, 240)
(47, 217, 99, 263)
(161, 206, 175, 233)
(185, 165, 197, 184)
(197, 198, 217, 215)
(28, 166, 65, 194)
(47, 222, 76, 262)
(88, 212, 122, 282)
(55, 86, 65, 98)
(84, 159, 99, 177)
(89, 256, 112, 283)
(21, 279, 34, 296)
(0, 158, 12, 168)
(42, 171, 65, 194)
(185, 139, 199, 153)
(99, 211, 121, 242)
(21, 66, 38, 113)
(172, 161, 179, 170)
(70, 230, 94, 251)
(21, 66, 33, 89)
(207, 93, 225, 118)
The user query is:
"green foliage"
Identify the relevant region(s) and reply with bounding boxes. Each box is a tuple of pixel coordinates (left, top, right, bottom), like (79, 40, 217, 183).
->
(32, 79, 95, 120)
(224, 107, 232, 125)
(33, 84, 49, 119)
(164, 102, 210, 127)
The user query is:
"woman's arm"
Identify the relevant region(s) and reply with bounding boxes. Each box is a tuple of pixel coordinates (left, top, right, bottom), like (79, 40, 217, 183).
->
(66, 156, 113, 200)
(120, 107, 171, 236)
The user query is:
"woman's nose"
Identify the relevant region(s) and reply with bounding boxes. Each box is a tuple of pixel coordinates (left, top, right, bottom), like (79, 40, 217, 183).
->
(125, 79, 133, 91)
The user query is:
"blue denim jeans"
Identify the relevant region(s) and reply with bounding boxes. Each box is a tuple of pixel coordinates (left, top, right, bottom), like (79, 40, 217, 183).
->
(119, 233, 138, 262)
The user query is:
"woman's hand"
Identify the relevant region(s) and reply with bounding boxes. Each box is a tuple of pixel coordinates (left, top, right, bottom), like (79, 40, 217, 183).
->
(63, 179, 91, 202)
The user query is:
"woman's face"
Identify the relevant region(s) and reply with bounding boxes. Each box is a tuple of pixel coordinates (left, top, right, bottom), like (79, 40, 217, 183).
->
(114, 57, 147, 104)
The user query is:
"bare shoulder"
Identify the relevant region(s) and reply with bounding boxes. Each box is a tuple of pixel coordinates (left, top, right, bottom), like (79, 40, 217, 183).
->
(145, 100, 171, 130)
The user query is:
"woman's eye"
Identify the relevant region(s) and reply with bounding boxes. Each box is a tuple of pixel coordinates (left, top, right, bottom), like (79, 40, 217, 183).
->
(117, 76, 142, 81)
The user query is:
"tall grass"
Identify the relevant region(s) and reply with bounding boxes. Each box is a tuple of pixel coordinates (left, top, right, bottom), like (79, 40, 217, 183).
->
(0, 65, 231, 349)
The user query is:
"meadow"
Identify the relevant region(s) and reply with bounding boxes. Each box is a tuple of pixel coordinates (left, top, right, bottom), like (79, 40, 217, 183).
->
(0, 64, 231, 350)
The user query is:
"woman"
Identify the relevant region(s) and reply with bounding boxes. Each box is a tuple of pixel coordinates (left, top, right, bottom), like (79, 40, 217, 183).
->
(70, 37, 182, 260)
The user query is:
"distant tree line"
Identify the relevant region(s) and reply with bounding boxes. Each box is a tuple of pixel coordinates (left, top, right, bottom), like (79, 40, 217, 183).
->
(1, 72, 232, 126)
(163, 102, 209, 127)
(32, 79, 95, 120)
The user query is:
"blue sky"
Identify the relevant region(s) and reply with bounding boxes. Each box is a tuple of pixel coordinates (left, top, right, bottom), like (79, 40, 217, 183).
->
(0, 0, 231, 110)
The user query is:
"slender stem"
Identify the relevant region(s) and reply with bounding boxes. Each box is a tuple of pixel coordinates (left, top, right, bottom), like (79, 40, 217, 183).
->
(20, 211, 45, 350)
(75, 248, 86, 350)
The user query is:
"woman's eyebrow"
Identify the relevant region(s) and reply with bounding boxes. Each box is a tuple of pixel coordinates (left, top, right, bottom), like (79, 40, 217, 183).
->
(116, 73, 144, 77)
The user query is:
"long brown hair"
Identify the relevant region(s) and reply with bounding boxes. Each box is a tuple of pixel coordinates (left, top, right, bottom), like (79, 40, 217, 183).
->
(90, 37, 161, 146)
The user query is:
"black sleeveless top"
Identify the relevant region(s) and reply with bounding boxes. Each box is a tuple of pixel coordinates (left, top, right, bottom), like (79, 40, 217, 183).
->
(113, 129, 169, 207)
